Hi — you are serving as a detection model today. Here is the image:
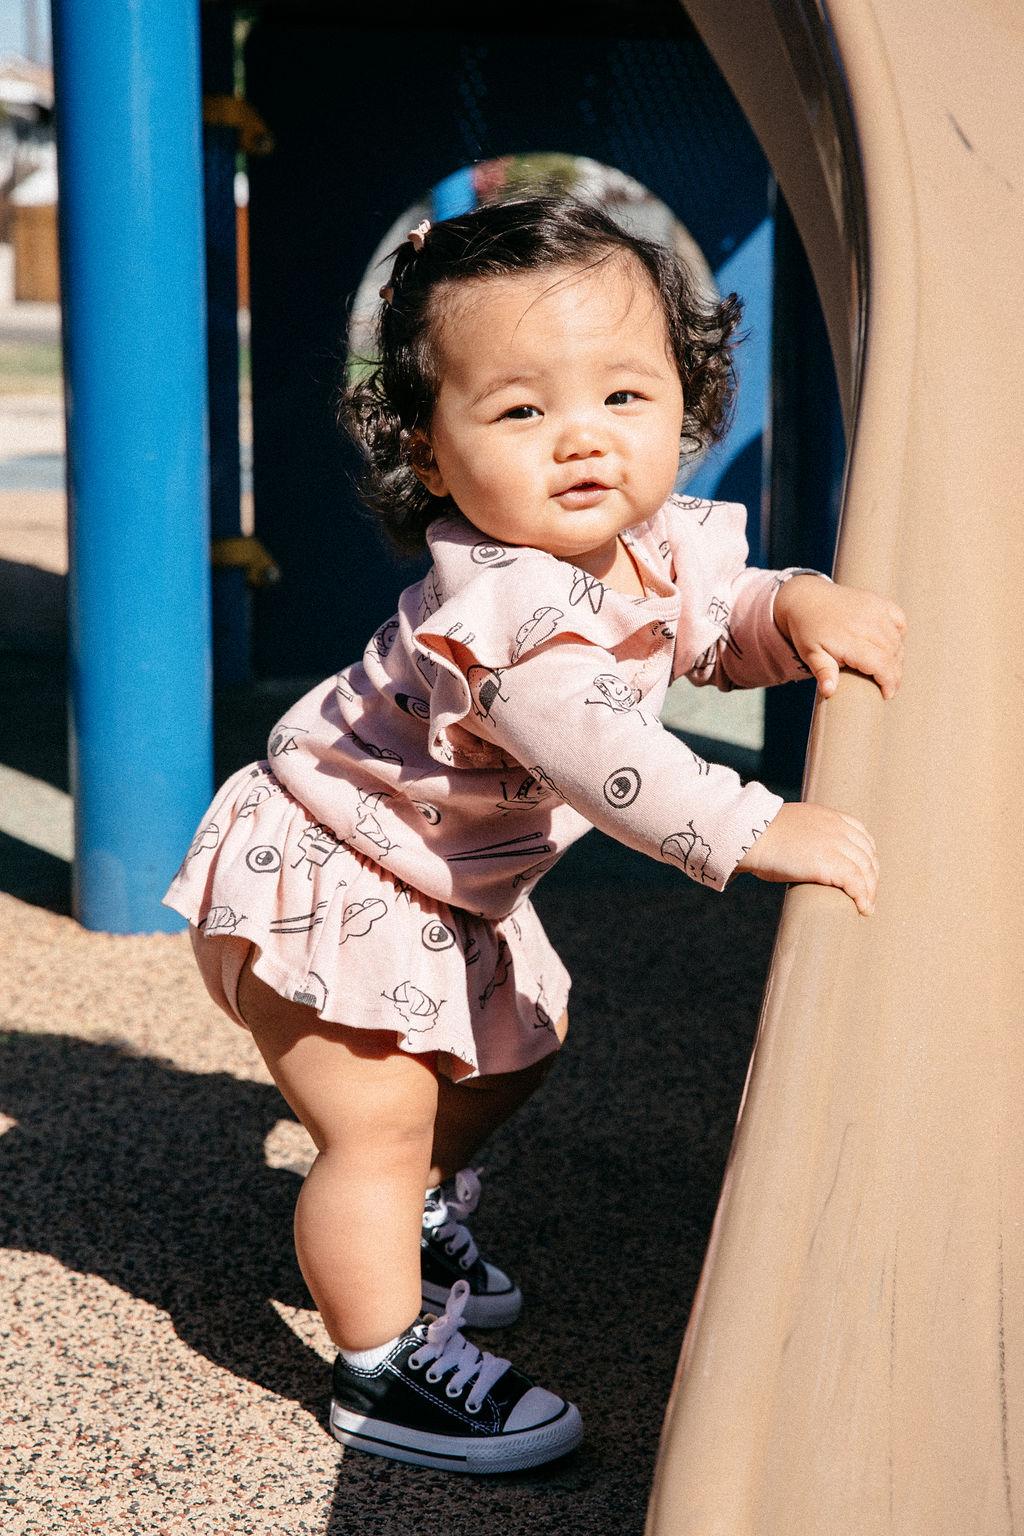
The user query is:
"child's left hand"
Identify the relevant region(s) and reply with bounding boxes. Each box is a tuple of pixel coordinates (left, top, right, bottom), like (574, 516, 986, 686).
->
(773, 575, 906, 700)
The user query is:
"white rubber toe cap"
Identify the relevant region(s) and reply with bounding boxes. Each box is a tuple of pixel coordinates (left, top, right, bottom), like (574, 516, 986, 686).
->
(504, 1386, 569, 1432)
(480, 1260, 514, 1294)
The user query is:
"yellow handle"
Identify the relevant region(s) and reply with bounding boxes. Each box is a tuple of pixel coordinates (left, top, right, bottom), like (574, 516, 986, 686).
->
(211, 535, 281, 589)
(201, 94, 275, 156)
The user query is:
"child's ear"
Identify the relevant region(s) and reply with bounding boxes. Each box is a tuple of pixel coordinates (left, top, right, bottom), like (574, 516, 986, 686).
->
(408, 431, 447, 497)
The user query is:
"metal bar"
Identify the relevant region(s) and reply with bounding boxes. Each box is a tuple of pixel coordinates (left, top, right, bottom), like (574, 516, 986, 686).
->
(52, 0, 212, 932)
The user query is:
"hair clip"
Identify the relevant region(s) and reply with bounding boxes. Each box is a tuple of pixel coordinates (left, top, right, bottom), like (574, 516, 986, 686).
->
(408, 220, 431, 251)
(378, 284, 394, 306)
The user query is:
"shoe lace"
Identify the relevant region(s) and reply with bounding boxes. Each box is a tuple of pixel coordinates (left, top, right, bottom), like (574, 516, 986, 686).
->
(422, 1167, 482, 1270)
(410, 1279, 510, 1412)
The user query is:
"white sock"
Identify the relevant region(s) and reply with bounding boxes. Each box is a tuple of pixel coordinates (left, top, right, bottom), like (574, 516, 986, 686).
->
(339, 1332, 406, 1371)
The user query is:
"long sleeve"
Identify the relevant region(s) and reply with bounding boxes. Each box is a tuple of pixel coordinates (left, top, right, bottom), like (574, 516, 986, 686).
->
(466, 636, 783, 890)
(654, 497, 819, 691)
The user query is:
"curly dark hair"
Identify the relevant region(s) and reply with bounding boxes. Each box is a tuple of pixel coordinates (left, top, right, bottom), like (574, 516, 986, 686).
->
(342, 196, 742, 557)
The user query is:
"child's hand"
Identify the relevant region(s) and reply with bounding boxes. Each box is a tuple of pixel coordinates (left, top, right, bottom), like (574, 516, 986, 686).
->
(736, 801, 879, 914)
(774, 575, 906, 700)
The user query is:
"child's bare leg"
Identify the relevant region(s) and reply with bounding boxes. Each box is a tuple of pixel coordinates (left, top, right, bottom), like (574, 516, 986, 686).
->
(236, 971, 583, 1466)
(429, 1010, 568, 1182)
(236, 962, 438, 1352)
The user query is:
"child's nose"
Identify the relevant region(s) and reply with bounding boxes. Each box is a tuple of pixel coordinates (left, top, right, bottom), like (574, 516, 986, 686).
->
(553, 413, 607, 461)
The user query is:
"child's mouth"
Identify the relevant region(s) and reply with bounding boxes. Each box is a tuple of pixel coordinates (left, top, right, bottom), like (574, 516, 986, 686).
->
(554, 480, 611, 507)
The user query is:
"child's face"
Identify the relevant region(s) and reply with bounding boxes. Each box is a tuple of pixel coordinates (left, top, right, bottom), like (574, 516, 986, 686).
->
(412, 257, 685, 574)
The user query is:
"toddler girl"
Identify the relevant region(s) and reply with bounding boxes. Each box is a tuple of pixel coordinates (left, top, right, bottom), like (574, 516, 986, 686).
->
(165, 197, 905, 1474)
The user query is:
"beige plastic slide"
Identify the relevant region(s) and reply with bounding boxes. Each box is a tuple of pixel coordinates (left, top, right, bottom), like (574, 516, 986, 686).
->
(647, 1, 1024, 1532)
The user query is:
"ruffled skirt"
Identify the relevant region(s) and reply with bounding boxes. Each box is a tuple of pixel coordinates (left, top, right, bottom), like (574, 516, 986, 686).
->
(163, 762, 570, 1080)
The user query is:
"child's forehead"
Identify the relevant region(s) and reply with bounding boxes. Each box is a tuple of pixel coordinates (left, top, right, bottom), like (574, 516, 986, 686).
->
(432, 255, 667, 361)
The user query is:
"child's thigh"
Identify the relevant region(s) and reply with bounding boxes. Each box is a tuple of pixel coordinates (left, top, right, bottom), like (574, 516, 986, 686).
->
(236, 954, 439, 1159)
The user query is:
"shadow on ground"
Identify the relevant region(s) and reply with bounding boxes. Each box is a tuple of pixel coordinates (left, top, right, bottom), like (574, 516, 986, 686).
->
(0, 1031, 325, 1413)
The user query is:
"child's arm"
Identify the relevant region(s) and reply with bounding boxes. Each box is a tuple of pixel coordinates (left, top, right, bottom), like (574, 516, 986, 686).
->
(457, 634, 789, 891)
(735, 575, 906, 913)
(772, 574, 906, 700)
(659, 499, 904, 697)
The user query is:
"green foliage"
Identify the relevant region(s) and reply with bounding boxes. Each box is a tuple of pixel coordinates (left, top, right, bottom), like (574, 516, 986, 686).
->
(489, 153, 583, 200)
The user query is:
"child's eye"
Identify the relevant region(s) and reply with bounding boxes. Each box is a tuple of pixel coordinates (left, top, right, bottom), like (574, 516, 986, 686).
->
(499, 404, 541, 421)
(606, 390, 642, 406)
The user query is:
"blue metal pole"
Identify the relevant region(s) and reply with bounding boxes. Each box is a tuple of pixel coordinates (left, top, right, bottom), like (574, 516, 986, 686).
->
(52, 0, 212, 932)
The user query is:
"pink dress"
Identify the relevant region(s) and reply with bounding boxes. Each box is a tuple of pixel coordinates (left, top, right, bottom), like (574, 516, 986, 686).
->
(165, 496, 811, 1078)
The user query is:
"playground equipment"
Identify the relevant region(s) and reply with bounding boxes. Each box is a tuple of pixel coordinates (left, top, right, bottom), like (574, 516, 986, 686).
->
(648, 1, 1024, 1530)
(52, 0, 211, 933)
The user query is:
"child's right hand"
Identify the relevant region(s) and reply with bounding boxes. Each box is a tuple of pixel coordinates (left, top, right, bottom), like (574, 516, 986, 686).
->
(735, 801, 879, 914)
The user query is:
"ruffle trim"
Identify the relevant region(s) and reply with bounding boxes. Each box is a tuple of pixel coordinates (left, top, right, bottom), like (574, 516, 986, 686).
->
(412, 515, 678, 770)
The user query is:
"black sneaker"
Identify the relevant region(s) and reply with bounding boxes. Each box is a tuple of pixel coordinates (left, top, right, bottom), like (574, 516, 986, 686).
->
(330, 1279, 583, 1473)
(421, 1168, 522, 1328)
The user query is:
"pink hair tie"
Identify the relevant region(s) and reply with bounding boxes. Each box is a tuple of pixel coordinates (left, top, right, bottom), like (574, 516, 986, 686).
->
(408, 220, 431, 251)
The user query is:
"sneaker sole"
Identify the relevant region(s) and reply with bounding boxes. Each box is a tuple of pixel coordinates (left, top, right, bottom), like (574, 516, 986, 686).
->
(329, 1397, 583, 1473)
(421, 1280, 522, 1328)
